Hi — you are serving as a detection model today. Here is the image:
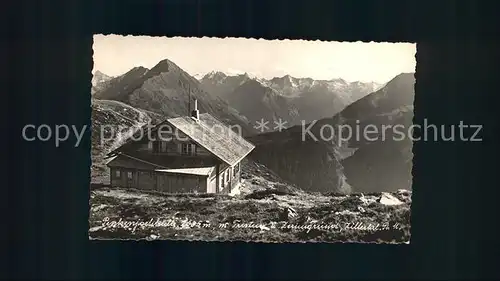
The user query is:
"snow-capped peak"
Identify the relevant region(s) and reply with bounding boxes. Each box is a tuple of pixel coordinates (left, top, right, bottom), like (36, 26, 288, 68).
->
(243, 72, 260, 80)
(193, 73, 204, 80)
(284, 75, 297, 87)
(203, 71, 227, 80)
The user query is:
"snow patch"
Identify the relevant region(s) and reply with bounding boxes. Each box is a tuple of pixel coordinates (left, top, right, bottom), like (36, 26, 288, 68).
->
(378, 192, 404, 206)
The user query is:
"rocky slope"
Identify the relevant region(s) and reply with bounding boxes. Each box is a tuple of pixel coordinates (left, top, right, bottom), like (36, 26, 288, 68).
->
(89, 131, 411, 243)
(93, 60, 256, 136)
(89, 174, 411, 243)
(247, 73, 415, 194)
(199, 72, 382, 128)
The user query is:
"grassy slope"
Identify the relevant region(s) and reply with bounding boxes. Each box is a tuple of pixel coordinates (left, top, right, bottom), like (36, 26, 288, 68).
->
(89, 160, 411, 243)
(89, 188, 411, 243)
(91, 99, 165, 184)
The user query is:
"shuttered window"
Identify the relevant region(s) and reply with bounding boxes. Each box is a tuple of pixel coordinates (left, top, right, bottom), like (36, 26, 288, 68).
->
(181, 143, 196, 155)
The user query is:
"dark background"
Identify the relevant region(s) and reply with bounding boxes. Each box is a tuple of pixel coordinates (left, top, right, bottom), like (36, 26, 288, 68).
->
(4, 0, 499, 279)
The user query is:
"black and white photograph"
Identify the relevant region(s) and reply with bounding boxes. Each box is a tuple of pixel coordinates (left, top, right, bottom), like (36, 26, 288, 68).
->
(89, 35, 416, 243)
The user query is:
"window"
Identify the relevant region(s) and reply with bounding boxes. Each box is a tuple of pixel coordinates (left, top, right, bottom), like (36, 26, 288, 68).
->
(115, 170, 121, 178)
(160, 141, 167, 153)
(127, 171, 133, 179)
(147, 141, 153, 151)
(181, 143, 195, 156)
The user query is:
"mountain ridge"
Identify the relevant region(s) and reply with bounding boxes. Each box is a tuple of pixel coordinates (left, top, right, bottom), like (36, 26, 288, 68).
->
(246, 72, 415, 194)
(197, 70, 383, 85)
(199, 70, 383, 128)
(91, 70, 114, 94)
(92, 59, 257, 136)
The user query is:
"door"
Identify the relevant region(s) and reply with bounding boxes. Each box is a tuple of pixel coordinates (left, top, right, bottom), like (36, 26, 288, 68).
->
(126, 171, 134, 188)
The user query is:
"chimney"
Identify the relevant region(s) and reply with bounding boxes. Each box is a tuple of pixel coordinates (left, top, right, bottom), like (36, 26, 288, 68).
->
(191, 99, 199, 121)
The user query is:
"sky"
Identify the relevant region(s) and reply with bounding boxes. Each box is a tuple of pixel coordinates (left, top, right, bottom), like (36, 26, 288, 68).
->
(93, 35, 416, 84)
